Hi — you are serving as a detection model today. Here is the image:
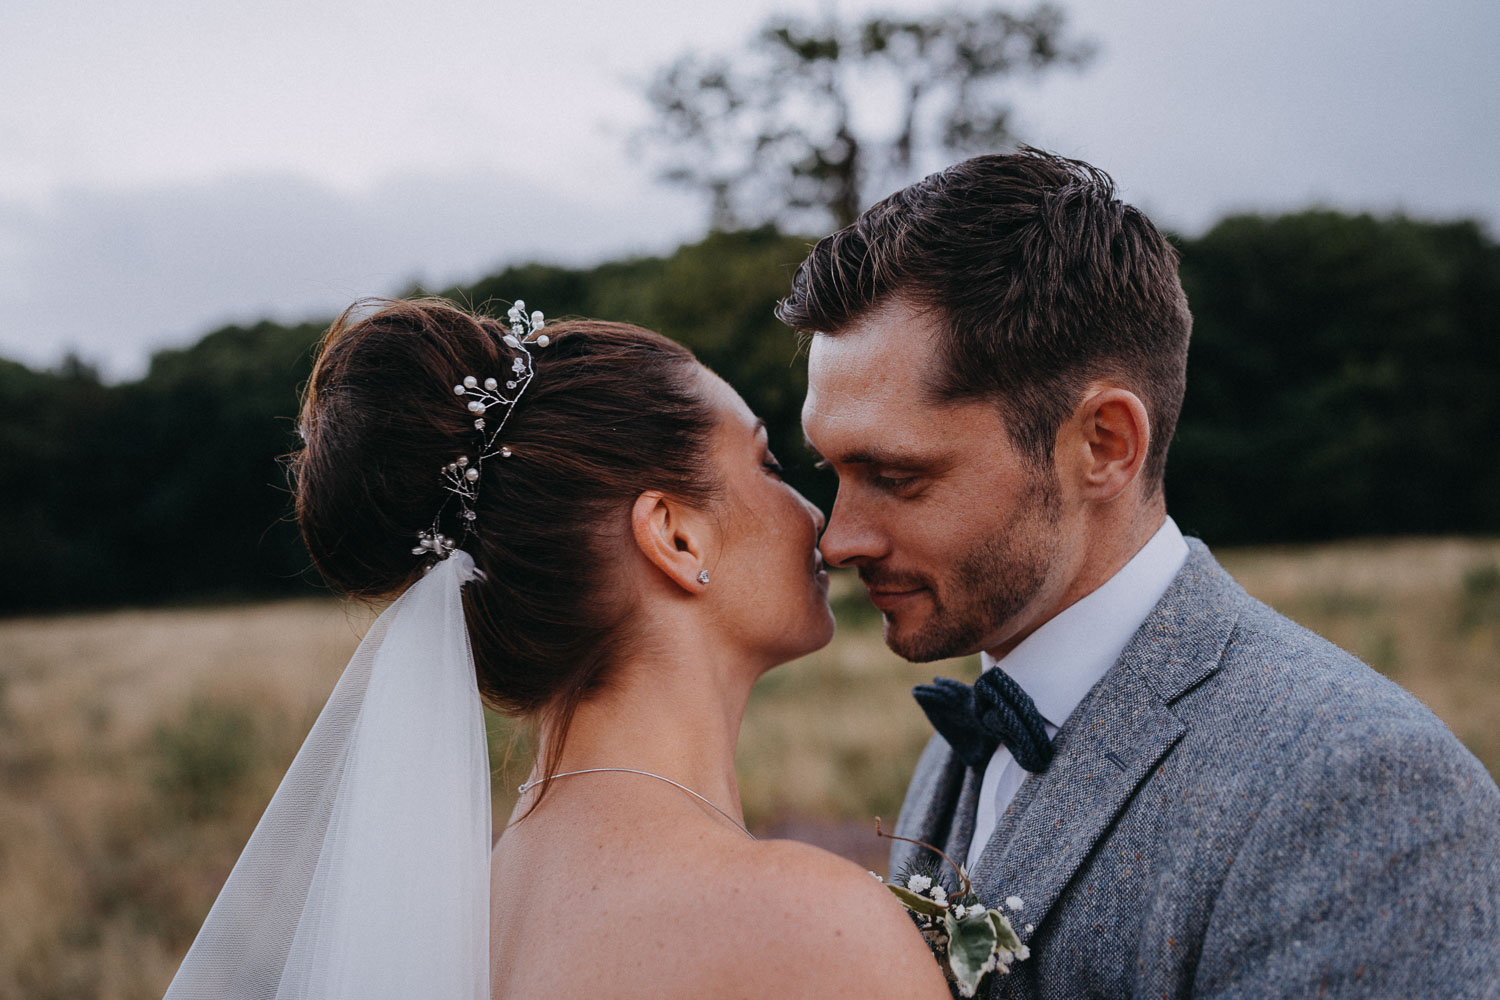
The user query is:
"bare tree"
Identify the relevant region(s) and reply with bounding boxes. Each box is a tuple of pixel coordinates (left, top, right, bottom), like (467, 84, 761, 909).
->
(637, 4, 1094, 231)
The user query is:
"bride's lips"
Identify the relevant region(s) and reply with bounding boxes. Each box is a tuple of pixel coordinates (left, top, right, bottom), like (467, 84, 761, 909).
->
(864, 585, 926, 612)
(812, 554, 830, 589)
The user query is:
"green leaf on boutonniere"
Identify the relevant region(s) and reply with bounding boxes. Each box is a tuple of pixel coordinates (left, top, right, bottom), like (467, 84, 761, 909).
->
(988, 908, 1023, 954)
(887, 883, 947, 916)
(945, 908, 1001, 997)
(873, 819, 1029, 996)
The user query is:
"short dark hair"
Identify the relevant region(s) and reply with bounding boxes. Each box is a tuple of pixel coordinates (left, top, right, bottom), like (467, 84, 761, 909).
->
(777, 148, 1191, 490)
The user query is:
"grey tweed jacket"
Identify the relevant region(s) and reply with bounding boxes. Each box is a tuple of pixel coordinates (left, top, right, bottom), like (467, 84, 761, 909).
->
(890, 540, 1500, 998)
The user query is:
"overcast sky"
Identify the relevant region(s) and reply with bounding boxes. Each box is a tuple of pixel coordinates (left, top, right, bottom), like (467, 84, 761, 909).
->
(2, 0, 1496, 379)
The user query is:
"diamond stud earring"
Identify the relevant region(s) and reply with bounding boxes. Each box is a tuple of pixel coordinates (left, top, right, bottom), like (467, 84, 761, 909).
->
(697, 570, 710, 585)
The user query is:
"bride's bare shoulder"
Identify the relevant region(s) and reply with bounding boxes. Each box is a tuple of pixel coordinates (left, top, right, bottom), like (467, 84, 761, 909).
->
(493, 820, 950, 998)
(693, 837, 952, 998)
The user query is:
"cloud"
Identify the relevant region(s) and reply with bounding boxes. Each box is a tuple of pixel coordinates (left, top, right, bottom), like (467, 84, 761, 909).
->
(0, 170, 701, 379)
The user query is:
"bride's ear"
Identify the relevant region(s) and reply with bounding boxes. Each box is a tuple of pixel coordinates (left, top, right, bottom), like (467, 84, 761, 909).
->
(630, 490, 712, 594)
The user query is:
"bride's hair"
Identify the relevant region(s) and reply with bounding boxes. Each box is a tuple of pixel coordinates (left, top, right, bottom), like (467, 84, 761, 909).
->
(292, 298, 721, 773)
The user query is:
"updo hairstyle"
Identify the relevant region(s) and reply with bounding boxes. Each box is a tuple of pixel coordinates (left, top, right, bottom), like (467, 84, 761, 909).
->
(293, 298, 721, 737)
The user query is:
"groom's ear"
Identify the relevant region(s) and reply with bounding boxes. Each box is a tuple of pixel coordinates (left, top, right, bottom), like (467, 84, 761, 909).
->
(629, 490, 712, 595)
(1074, 386, 1150, 503)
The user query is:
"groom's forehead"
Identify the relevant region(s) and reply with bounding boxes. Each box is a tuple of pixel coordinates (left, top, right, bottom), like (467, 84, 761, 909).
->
(803, 336, 977, 466)
(805, 316, 945, 418)
(804, 343, 916, 438)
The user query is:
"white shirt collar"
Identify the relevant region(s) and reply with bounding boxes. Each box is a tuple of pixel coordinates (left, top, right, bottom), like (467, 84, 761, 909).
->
(980, 516, 1188, 728)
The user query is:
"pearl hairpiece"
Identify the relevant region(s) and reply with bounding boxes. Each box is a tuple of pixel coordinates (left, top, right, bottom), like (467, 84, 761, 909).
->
(413, 300, 550, 561)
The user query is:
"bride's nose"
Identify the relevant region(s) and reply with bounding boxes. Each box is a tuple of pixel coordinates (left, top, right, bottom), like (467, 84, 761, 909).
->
(798, 492, 826, 536)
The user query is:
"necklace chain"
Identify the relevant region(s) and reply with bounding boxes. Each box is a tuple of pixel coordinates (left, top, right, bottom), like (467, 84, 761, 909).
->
(518, 767, 755, 840)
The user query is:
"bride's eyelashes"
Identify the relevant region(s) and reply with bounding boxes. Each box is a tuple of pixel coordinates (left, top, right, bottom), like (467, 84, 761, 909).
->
(762, 456, 785, 477)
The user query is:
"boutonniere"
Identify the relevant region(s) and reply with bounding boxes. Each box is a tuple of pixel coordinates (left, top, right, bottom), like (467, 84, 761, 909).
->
(875, 820, 1030, 997)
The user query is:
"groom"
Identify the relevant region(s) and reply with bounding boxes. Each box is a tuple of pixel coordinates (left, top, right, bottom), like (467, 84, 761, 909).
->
(780, 150, 1500, 997)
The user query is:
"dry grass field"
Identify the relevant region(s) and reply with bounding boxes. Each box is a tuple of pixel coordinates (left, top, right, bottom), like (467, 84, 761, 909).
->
(1, 537, 1497, 999)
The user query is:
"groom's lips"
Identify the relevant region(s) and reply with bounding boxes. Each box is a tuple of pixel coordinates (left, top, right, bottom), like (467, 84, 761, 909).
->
(864, 584, 926, 612)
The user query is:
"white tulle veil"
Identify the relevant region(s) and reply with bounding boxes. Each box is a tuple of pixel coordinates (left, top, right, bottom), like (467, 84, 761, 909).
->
(163, 552, 493, 1000)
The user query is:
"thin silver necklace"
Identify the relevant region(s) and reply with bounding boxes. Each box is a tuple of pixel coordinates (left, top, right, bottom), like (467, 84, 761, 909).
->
(518, 767, 755, 840)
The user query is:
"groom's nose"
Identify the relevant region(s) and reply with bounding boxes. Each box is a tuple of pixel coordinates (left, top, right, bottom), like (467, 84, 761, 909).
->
(818, 491, 887, 568)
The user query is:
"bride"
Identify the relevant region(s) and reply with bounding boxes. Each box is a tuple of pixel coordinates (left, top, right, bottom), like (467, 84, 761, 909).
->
(164, 297, 950, 998)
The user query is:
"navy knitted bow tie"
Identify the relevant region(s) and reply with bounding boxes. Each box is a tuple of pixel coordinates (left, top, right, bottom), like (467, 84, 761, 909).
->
(913, 670, 1055, 773)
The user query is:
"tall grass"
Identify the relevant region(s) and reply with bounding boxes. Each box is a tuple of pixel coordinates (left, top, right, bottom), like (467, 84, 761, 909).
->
(0, 600, 363, 999)
(1, 537, 1496, 999)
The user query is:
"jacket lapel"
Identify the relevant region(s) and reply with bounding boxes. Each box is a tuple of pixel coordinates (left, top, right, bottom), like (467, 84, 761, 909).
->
(888, 736, 975, 878)
(967, 541, 1242, 948)
(967, 661, 1187, 941)
(943, 767, 984, 867)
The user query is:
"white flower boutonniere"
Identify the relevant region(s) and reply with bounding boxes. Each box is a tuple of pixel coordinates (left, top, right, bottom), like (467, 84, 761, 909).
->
(876, 820, 1030, 997)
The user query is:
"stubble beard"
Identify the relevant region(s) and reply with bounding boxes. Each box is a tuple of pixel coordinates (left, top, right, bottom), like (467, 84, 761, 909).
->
(880, 471, 1063, 663)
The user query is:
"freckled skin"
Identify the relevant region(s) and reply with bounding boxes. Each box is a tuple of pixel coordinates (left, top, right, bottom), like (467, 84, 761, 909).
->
(696, 370, 838, 666)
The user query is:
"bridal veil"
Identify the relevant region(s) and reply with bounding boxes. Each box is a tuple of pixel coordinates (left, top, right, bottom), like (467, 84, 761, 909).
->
(163, 552, 493, 999)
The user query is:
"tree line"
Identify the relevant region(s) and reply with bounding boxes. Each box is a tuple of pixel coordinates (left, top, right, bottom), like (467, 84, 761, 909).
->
(1, 211, 1496, 612)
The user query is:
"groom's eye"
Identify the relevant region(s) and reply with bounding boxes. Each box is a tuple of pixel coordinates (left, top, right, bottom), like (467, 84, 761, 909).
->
(871, 472, 919, 493)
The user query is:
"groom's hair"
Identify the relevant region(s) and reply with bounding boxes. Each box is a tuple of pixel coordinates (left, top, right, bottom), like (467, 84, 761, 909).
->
(777, 148, 1191, 492)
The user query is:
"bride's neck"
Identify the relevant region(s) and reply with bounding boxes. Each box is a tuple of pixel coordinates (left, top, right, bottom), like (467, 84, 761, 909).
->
(538, 622, 759, 821)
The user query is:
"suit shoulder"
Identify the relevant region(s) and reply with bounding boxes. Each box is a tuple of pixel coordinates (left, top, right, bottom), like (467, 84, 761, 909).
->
(1165, 566, 1490, 790)
(1217, 583, 1361, 669)
(1288, 696, 1499, 807)
(1209, 592, 1446, 729)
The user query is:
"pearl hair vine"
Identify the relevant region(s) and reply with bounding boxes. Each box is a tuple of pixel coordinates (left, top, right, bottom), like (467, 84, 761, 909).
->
(413, 300, 550, 563)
